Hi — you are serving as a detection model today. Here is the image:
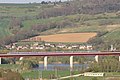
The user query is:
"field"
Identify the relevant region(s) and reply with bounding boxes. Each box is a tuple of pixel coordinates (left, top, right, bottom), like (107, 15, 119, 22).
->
(21, 70, 120, 80)
(30, 33, 97, 42)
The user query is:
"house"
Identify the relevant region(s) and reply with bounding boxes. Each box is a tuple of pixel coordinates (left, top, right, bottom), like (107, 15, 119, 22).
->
(71, 45, 79, 49)
(22, 46, 28, 50)
(35, 47, 39, 49)
(45, 43, 51, 46)
(39, 45, 45, 49)
(30, 47, 33, 49)
(17, 46, 23, 50)
(30, 45, 45, 50)
(12, 43, 17, 46)
(57, 44, 67, 48)
(39, 46, 45, 50)
(79, 45, 86, 50)
(67, 46, 72, 49)
(44, 43, 55, 48)
(50, 44, 55, 48)
(11, 45, 16, 49)
(86, 45, 93, 50)
(5, 45, 11, 49)
(33, 42, 39, 46)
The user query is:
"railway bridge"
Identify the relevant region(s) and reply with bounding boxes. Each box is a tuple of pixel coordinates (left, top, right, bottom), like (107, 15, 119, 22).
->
(0, 51, 119, 70)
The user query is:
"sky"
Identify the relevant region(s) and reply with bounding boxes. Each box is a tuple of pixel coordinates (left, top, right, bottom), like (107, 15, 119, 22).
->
(0, 0, 67, 3)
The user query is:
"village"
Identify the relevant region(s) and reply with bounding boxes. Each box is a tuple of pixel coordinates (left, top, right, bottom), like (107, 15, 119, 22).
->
(5, 42, 93, 51)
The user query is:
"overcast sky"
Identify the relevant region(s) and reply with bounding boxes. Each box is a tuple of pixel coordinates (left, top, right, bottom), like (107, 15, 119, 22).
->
(0, 0, 67, 3)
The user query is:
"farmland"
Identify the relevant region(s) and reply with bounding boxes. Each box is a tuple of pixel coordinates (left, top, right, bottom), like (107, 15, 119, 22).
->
(33, 33, 97, 43)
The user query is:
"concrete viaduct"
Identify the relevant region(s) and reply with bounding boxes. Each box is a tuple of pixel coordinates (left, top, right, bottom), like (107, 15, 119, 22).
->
(0, 51, 120, 70)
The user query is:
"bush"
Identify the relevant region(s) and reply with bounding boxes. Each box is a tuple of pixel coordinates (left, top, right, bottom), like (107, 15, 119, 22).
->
(92, 77, 98, 80)
(0, 68, 24, 80)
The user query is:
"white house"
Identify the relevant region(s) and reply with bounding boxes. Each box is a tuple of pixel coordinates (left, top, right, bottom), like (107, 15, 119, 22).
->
(45, 43, 51, 46)
(79, 45, 86, 50)
(86, 45, 93, 50)
(57, 44, 66, 48)
(17, 46, 23, 50)
(33, 42, 39, 46)
(68, 46, 72, 49)
(71, 45, 79, 49)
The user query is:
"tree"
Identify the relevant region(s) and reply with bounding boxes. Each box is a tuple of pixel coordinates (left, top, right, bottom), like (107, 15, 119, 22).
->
(9, 17, 23, 34)
(20, 60, 38, 71)
(89, 56, 120, 72)
(41, 1, 48, 4)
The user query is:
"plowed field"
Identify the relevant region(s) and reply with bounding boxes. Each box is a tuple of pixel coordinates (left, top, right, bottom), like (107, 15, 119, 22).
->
(38, 33, 97, 42)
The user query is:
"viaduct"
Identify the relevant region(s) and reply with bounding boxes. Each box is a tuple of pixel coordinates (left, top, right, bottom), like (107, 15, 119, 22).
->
(0, 51, 119, 70)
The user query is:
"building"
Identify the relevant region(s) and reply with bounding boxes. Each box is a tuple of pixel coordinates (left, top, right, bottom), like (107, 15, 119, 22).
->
(79, 45, 86, 50)
(86, 45, 93, 50)
(84, 72, 104, 77)
(57, 44, 66, 48)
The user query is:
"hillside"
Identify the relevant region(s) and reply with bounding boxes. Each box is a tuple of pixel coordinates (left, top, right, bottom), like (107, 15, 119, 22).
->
(0, 0, 120, 50)
(0, 19, 11, 38)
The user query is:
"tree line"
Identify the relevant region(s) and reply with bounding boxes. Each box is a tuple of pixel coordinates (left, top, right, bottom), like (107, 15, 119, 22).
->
(36, 0, 120, 19)
(89, 56, 120, 72)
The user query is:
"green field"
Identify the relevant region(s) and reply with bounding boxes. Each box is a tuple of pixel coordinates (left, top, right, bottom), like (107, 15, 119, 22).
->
(22, 70, 120, 80)
(22, 70, 76, 79)
(0, 64, 19, 70)
(103, 29, 120, 40)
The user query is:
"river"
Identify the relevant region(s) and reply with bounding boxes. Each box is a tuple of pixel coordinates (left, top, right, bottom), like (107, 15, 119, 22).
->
(34, 63, 88, 71)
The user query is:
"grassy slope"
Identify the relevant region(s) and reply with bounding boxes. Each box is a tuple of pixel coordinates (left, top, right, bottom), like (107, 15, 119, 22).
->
(0, 19, 11, 38)
(0, 4, 42, 17)
(103, 29, 120, 41)
(0, 4, 120, 43)
(23, 16, 64, 30)
(0, 4, 42, 40)
(22, 13, 120, 42)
